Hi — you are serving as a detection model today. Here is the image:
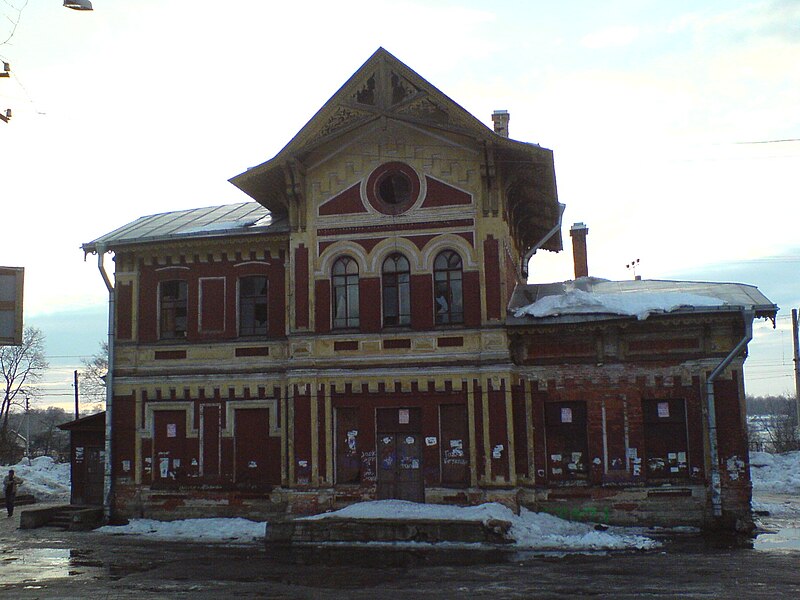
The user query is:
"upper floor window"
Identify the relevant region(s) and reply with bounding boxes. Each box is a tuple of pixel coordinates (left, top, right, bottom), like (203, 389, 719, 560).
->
(239, 276, 268, 336)
(160, 280, 187, 339)
(332, 256, 359, 329)
(434, 250, 463, 325)
(382, 253, 410, 327)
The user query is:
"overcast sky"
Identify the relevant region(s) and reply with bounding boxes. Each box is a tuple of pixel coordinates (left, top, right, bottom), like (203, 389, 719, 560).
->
(1, 0, 798, 409)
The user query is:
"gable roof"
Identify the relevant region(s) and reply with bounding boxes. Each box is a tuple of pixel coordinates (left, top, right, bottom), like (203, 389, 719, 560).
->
(82, 202, 288, 254)
(228, 49, 562, 253)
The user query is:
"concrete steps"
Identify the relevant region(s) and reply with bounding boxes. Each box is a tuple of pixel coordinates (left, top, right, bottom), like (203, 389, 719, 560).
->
(20, 505, 103, 531)
(266, 517, 513, 546)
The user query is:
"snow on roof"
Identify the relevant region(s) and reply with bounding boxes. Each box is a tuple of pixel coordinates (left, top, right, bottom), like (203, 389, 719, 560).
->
(509, 278, 777, 323)
(514, 288, 724, 320)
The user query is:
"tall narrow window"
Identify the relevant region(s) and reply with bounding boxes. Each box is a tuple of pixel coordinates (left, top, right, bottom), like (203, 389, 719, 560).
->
(433, 250, 463, 325)
(382, 253, 410, 327)
(332, 256, 359, 329)
(239, 276, 268, 336)
(160, 280, 188, 339)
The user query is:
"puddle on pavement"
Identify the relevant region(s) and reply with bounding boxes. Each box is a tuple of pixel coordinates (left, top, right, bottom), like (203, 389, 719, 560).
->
(0, 548, 73, 585)
(754, 526, 800, 552)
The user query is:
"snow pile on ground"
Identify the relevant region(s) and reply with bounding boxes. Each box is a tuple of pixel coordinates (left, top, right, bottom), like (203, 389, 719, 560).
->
(514, 289, 723, 321)
(302, 500, 659, 551)
(94, 518, 266, 543)
(2, 457, 70, 503)
(750, 451, 800, 495)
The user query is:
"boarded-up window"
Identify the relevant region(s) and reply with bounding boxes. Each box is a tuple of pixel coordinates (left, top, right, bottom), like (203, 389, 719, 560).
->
(440, 404, 469, 486)
(116, 282, 133, 340)
(545, 402, 588, 481)
(335, 407, 361, 484)
(199, 278, 226, 333)
(159, 280, 187, 339)
(643, 399, 689, 480)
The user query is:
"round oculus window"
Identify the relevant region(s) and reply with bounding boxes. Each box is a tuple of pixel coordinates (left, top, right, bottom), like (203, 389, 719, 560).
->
(377, 171, 412, 206)
(366, 162, 420, 215)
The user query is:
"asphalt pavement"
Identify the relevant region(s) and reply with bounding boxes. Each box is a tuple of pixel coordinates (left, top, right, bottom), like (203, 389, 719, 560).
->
(1, 499, 798, 599)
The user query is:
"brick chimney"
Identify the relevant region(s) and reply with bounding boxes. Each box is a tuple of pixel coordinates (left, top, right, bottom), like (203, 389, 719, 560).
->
(570, 222, 589, 279)
(492, 110, 509, 137)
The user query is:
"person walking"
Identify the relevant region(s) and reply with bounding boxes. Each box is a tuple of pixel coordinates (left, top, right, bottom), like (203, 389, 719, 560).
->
(3, 469, 23, 517)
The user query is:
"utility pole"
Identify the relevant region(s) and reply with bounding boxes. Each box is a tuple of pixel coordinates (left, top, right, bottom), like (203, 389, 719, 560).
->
(24, 394, 30, 464)
(74, 369, 80, 419)
(792, 308, 800, 433)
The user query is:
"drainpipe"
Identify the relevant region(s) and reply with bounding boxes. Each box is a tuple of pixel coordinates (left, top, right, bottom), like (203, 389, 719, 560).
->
(521, 202, 566, 279)
(96, 243, 115, 523)
(705, 308, 753, 519)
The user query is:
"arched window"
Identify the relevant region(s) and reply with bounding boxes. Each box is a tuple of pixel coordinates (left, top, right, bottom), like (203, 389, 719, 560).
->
(382, 253, 410, 327)
(332, 256, 359, 329)
(433, 250, 463, 325)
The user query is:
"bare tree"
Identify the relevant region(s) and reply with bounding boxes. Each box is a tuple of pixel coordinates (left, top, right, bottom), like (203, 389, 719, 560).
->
(79, 341, 108, 410)
(0, 326, 49, 462)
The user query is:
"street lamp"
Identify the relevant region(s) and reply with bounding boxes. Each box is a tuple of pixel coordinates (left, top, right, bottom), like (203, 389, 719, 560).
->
(64, 0, 93, 10)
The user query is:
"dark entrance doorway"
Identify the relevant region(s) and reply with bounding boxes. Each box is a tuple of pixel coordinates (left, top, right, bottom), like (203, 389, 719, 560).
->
(84, 446, 105, 505)
(376, 407, 424, 503)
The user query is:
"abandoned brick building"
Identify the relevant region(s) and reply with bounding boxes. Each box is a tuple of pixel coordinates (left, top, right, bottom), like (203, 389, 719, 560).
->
(82, 48, 776, 530)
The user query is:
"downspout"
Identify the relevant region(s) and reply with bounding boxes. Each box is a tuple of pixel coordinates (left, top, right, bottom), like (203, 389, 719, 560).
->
(521, 202, 566, 279)
(96, 243, 115, 523)
(705, 308, 754, 519)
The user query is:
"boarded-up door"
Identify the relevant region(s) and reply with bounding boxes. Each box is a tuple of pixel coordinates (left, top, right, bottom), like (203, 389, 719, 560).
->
(84, 447, 105, 505)
(376, 408, 424, 502)
(643, 399, 689, 480)
(440, 404, 470, 486)
(545, 402, 588, 481)
(335, 407, 361, 484)
(153, 410, 187, 482)
(200, 403, 221, 478)
(234, 408, 280, 489)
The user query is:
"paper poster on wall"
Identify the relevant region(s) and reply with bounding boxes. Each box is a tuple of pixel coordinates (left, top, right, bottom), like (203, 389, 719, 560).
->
(657, 402, 670, 418)
(75, 447, 84, 463)
(550, 454, 562, 462)
(298, 460, 308, 468)
(173, 459, 181, 469)
(159, 457, 169, 478)
(678, 452, 687, 463)
(122, 460, 131, 472)
(451, 439, 463, 449)
(561, 407, 573, 423)
(627, 447, 638, 459)
(398, 409, 409, 424)
(167, 423, 177, 438)
(425, 437, 437, 446)
(492, 445, 503, 459)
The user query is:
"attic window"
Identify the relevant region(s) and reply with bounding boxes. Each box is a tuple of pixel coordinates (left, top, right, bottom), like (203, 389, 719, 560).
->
(366, 162, 420, 215)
